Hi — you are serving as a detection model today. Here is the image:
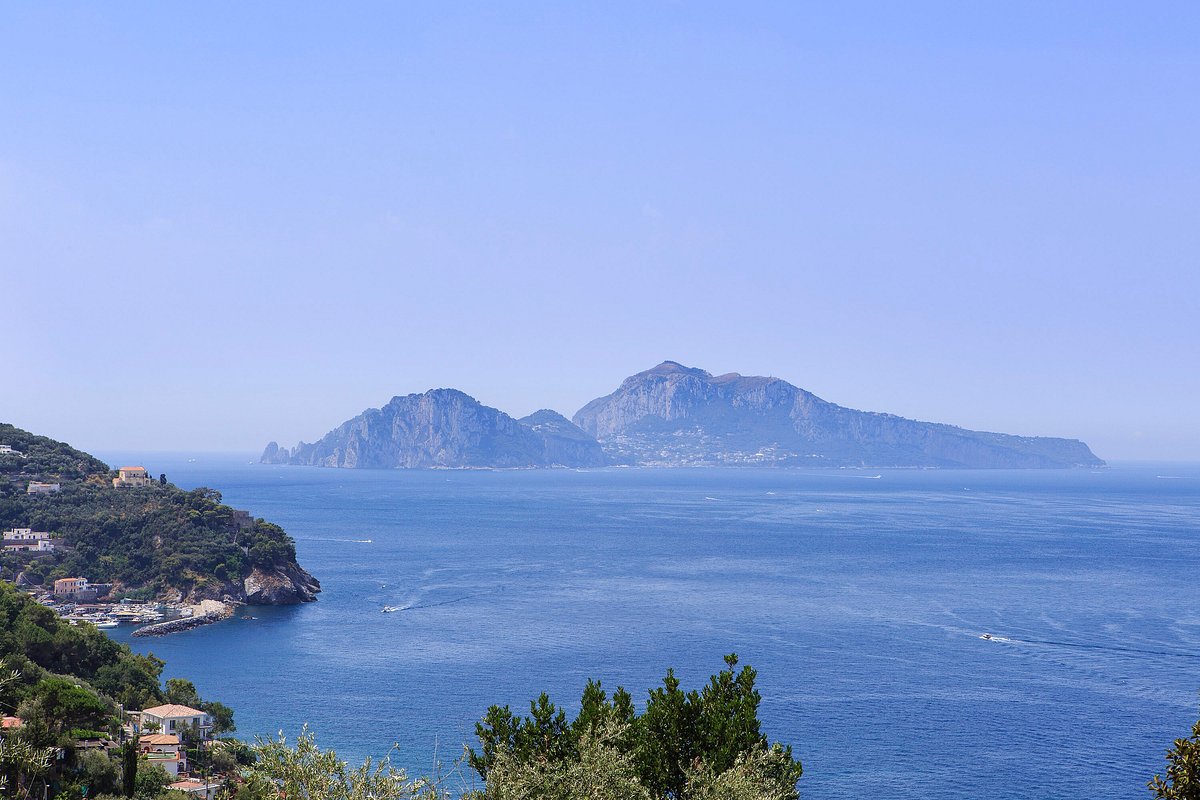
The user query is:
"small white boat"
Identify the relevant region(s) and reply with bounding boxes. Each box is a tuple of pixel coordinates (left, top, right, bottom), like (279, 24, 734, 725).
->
(95, 619, 119, 629)
(381, 606, 400, 613)
(980, 633, 993, 640)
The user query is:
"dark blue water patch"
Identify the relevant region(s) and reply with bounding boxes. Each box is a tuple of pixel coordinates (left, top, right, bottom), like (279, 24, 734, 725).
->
(99, 457, 1200, 800)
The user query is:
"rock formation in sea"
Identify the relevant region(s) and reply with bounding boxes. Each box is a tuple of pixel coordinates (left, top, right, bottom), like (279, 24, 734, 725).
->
(572, 361, 1105, 469)
(262, 389, 609, 469)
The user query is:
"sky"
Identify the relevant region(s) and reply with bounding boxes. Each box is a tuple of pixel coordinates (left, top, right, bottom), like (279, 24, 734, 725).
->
(2, 2, 1198, 460)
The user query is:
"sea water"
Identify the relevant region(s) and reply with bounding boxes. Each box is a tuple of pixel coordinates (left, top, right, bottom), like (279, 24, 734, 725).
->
(99, 457, 1200, 799)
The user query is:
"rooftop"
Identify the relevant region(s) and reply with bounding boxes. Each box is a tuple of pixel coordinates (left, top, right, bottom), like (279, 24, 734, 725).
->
(140, 733, 180, 745)
(141, 704, 206, 719)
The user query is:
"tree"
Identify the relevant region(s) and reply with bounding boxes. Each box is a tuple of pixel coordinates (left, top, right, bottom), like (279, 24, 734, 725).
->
(122, 740, 138, 798)
(250, 726, 446, 800)
(0, 733, 55, 800)
(1150, 707, 1200, 799)
(77, 749, 120, 797)
(471, 656, 801, 800)
(482, 720, 650, 800)
(164, 679, 200, 709)
(33, 677, 111, 735)
(132, 764, 171, 800)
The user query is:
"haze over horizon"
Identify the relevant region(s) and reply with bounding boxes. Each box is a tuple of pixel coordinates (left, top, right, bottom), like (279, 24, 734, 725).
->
(4, 3, 1198, 460)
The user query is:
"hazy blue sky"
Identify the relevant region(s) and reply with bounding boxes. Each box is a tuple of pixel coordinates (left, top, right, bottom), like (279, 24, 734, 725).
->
(3, 3, 1198, 459)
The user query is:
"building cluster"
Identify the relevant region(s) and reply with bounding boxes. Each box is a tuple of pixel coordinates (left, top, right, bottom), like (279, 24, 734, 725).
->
(3, 528, 56, 552)
(127, 704, 221, 798)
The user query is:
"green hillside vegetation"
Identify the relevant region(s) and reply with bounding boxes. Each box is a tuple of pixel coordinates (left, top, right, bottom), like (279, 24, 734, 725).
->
(0, 581, 232, 800)
(0, 424, 301, 599)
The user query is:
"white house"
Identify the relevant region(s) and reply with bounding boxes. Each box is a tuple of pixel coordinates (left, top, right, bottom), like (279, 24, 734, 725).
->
(139, 704, 213, 739)
(3, 530, 54, 550)
(168, 780, 220, 800)
(0, 445, 24, 457)
(3, 539, 54, 552)
(4, 529, 51, 541)
(26, 482, 61, 495)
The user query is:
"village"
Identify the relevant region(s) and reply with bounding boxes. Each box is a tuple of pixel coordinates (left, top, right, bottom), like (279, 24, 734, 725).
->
(2, 696, 228, 800)
(3, 466, 225, 631)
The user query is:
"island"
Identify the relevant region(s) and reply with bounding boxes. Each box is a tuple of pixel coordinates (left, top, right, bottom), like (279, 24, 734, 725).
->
(262, 361, 1104, 470)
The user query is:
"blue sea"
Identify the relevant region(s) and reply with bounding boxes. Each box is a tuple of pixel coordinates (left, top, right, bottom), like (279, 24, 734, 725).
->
(98, 456, 1200, 799)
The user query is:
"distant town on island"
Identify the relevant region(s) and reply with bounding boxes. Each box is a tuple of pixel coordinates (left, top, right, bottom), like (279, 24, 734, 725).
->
(262, 361, 1104, 471)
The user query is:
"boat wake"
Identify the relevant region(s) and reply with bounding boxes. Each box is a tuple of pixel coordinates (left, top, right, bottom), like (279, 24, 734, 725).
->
(387, 586, 505, 613)
(979, 633, 1199, 660)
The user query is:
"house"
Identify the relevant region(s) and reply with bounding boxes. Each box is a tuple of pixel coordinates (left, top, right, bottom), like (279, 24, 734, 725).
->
(139, 704, 213, 739)
(0, 445, 24, 457)
(3, 539, 54, 552)
(1, 716, 22, 730)
(26, 482, 61, 494)
(113, 466, 152, 488)
(168, 780, 221, 800)
(4, 528, 51, 541)
(3, 529, 55, 552)
(140, 733, 185, 777)
(53, 577, 89, 597)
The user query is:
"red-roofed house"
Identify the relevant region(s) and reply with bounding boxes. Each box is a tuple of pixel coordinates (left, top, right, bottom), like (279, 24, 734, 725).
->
(1, 716, 22, 730)
(140, 733, 185, 776)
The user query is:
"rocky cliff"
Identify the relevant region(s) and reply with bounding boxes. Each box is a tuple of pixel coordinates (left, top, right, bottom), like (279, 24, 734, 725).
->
(573, 361, 1105, 469)
(263, 390, 607, 469)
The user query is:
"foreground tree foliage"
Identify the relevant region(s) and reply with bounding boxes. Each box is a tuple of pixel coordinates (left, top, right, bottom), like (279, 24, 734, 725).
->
(247, 728, 449, 800)
(1149, 707, 1200, 799)
(470, 654, 802, 800)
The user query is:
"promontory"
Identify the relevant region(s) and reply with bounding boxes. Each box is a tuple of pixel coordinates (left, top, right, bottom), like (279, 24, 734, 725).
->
(1, 422, 320, 605)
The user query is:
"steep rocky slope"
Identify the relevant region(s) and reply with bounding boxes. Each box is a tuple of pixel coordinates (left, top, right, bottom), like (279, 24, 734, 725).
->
(263, 390, 606, 469)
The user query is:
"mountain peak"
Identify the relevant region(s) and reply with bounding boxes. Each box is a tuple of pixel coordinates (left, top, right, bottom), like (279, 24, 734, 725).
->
(637, 361, 713, 379)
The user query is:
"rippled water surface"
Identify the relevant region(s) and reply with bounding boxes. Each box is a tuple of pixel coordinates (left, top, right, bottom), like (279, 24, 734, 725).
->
(101, 457, 1200, 799)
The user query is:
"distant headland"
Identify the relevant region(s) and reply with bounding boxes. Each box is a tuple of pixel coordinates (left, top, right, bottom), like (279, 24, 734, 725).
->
(262, 361, 1104, 470)
(0, 422, 320, 623)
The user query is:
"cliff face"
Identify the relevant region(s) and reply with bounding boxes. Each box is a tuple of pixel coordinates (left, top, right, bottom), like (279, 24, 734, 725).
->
(243, 563, 322, 604)
(264, 390, 606, 469)
(573, 361, 1105, 469)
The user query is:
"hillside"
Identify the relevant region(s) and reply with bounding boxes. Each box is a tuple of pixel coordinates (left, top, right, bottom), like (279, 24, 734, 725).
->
(573, 361, 1105, 469)
(0, 423, 319, 605)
